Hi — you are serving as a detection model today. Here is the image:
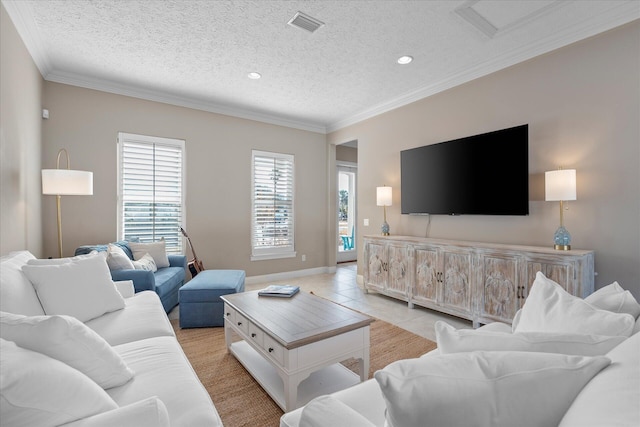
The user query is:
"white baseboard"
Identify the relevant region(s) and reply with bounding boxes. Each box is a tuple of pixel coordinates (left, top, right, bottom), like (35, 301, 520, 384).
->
(245, 266, 336, 285)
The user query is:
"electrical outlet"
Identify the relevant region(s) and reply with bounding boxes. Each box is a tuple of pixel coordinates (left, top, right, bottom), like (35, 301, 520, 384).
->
(301, 254, 306, 261)
(364, 218, 369, 226)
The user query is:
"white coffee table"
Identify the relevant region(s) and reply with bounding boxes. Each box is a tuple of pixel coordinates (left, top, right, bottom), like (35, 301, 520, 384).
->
(221, 290, 374, 412)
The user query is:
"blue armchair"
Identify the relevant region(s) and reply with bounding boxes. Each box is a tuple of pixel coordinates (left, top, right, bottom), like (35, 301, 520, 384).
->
(75, 241, 186, 313)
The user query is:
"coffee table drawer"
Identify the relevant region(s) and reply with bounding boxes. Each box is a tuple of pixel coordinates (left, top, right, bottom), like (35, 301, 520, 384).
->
(224, 305, 235, 324)
(235, 312, 249, 335)
(224, 305, 250, 335)
(248, 323, 264, 347)
(263, 335, 284, 365)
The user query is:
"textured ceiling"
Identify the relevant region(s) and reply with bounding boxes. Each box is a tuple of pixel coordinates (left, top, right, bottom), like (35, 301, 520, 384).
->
(3, 0, 639, 133)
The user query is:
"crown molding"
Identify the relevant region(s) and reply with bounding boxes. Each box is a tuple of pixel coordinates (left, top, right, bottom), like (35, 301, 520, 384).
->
(327, 3, 640, 133)
(2, 0, 51, 76)
(45, 71, 327, 134)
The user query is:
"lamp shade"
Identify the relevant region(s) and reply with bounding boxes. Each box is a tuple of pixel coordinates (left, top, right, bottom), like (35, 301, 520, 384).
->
(42, 169, 93, 195)
(377, 186, 392, 206)
(545, 169, 576, 201)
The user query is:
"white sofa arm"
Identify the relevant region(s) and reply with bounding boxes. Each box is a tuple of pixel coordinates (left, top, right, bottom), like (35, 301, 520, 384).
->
(113, 280, 135, 299)
(298, 396, 377, 427)
(59, 397, 169, 427)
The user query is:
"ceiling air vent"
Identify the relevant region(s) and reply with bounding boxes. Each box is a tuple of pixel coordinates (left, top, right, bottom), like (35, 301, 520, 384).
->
(288, 11, 324, 33)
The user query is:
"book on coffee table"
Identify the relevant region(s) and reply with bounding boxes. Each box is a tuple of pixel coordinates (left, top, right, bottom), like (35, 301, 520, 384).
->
(258, 285, 300, 298)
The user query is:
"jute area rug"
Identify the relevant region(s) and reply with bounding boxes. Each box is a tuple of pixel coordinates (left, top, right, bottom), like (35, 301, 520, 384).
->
(171, 318, 437, 427)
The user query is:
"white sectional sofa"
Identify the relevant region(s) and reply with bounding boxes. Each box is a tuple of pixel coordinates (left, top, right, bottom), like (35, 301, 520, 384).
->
(282, 272, 640, 427)
(0, 250, 222, 427)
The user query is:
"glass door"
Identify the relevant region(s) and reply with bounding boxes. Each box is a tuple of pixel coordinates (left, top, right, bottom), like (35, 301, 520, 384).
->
(337, 165, 356, 263)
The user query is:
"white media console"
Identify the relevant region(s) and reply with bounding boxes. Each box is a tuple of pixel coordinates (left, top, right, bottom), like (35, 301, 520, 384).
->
(363, 235, 594, 327)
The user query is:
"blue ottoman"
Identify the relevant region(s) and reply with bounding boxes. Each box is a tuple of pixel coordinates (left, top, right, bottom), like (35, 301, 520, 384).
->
(179, 270, 245, 328)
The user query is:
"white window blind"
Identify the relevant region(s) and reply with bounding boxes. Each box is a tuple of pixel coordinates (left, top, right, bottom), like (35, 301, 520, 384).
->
(118, 133, 185, 254)
(251, 150, 295, 260)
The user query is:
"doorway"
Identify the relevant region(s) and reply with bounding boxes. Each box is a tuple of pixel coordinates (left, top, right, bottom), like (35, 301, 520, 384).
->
(337, 163, 357, 263)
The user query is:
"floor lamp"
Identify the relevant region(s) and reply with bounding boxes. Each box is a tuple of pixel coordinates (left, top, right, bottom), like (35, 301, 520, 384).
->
(42, 149, 93, 258)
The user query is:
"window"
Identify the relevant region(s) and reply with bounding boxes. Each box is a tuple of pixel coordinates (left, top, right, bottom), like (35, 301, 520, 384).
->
(118, 133, 185, 253)
(251, 150, 295, 260)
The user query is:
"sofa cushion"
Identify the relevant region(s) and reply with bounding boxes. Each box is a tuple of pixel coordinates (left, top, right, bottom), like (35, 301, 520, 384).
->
(59, 397, 170, 427)
(22, 253, 125, 322)
(129, 241, 170, 268)
(109, 336, 222, 426)
(515, 272, 634, 337)
(559, 332, 640, 427)
(299, 395, 376, 427)
(153, 266, 186, 300)
(0, 311, 133, 389)
(107, 244, 135, 271)
(0, 338, 118, 427)
(374, 351, 610, 427)
(85, 291, 174, 346)
(585, 281, 640, 318)
(0, 251, 44, 316)
(436, 321, 626, 356)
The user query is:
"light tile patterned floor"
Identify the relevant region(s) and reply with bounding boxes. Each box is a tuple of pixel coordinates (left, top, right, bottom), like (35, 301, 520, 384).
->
(171, 262, 472, 342)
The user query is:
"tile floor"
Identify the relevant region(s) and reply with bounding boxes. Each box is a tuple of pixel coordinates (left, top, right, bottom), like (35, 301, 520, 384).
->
(170, 262, 472, 341)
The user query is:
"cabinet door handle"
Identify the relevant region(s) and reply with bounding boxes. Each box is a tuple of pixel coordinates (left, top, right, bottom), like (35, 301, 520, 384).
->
(226, 312, 231, 317)
(268, 347, 274, 353)
(251, 333, 256, 338)
(237, 321, 242, 326)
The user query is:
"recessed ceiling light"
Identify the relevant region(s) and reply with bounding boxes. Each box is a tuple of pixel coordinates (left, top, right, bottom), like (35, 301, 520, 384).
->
(248, 72, 261, 79)
(397, 56, 413, 65)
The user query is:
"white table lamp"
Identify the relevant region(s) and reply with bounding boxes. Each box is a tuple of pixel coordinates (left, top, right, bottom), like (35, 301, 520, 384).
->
(377, 186, 392, 236)
(545, 168, 576, 250)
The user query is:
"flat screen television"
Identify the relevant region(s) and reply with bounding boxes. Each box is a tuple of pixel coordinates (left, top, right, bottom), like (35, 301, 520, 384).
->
(401, 124, 529, 216)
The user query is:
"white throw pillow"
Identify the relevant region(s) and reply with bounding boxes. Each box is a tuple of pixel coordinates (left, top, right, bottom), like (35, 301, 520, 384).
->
(0, 250, 45, 316)
(0, 311, 134, 389)
(128, 241, 169, 268)
(515, 272, 635, 337)
(374, 351, 611, 427)
(0, 338, 118, 427)
(436, 321, 626, 356)
(132, 253, 158, 272)
(299, 395, 376, 427)
(585, 282, 640, 319)
(106, 244, 135, 271)
(22, 254, 125, 322)
(26, 251, 105, 266)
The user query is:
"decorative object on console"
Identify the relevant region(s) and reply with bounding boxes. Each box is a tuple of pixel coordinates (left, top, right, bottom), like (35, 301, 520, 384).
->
(376, 186, 392, 236)
(42, 148, 93, 258)
(545, 168, 577, 250)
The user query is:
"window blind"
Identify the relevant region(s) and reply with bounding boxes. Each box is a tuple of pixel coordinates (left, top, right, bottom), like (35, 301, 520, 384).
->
(251, 150, 295, 260)
(118, 133, 185, 253)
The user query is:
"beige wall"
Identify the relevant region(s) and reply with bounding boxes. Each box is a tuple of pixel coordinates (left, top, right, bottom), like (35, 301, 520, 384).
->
(336, 145, 357, 163)
(42, 83, 328, 276)
(0, 4, 43, 256)
(329, 22, 640, 298)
